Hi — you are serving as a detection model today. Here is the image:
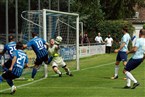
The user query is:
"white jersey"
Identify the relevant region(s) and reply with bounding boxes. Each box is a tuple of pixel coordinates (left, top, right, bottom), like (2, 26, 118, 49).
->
(132, 38, 145, 59)
(95, 36, 103, 43)
(48, 44, 65, 66)
(120, 33, 131, 52)
(105, 37, 113, 46)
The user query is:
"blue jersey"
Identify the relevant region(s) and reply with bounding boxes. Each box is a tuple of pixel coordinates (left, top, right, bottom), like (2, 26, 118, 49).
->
(12, 50, 28, 77)
(3, 41, 16, 59)
(132, 38, 145, 59)
(120, 33, 131, 52)
(27, 36, 48, 58)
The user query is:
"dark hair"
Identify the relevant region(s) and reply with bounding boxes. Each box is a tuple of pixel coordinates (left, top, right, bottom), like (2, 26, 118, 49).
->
(8, 35, 15, 42)
(16, 41, 23, 49)
(31, 32, 38, 36)
(140, 29, 145, 35)
(122, 26, 128, 32)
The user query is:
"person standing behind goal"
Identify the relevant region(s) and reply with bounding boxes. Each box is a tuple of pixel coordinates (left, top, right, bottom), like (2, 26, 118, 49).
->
(23, 32, 52, 81)
(105, 34, 113, 53)
(48, 36, 73, 77)
(111, 26, 131, 79)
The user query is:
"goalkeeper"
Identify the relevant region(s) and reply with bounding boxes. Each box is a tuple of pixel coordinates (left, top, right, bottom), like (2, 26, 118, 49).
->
(48, 36, 73, 77)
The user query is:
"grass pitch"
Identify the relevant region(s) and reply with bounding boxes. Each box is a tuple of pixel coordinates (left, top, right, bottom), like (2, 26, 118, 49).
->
(0, 53, 145, 97)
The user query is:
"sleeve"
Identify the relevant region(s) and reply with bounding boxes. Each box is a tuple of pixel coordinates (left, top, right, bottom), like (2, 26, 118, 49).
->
(27, 41, 32, 47)
(111, 38, 113, 41)
(105, 38, 107, 41)
(134, 39, 140, 48)
(25, 55, 29, 64)
(95, 36, 97, 41)
(101, 37, 103, 41)
(122, 35, 128, 43)
(12, 50, 17, 58)
(3, 45, 7, 53)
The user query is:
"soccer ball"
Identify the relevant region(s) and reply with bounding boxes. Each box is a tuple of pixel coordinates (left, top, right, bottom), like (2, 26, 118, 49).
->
(55, 36, 62, 44)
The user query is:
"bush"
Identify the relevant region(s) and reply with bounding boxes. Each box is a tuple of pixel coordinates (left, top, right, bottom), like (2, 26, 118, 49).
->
(143, 24, 145, 29)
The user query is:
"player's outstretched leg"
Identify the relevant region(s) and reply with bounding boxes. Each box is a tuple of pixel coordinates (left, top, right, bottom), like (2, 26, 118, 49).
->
(53, 66, 62, 77)
(63, 66, 73, 76)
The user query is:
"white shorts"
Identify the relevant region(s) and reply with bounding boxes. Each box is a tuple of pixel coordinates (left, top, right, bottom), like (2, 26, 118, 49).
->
(52, 57, 66, 67)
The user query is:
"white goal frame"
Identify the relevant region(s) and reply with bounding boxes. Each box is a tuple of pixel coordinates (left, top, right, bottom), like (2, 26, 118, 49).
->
(44, 9, 80, 70)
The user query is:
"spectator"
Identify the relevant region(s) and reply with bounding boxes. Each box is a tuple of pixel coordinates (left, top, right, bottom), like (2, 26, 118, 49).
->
(95, 32, 104, 45)
(105, 34, 113, 53)
(82, 33, 90, 46)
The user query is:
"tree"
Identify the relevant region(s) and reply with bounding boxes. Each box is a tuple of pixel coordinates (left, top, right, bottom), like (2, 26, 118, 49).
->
(100, 0, 145, 19)
(71, 0, 104, 31)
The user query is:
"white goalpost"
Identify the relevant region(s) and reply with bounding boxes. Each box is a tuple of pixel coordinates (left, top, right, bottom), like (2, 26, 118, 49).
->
(21, 9, 80, 70)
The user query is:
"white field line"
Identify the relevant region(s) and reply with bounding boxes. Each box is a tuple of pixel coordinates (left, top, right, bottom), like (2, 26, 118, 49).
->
(0, 61, 115, 93)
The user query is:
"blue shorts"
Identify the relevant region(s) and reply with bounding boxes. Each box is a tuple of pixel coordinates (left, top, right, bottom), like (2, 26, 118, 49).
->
(116, 51, 127, 62)
(35, 54, 48, 66)
(4, 59, 12, 69)
(124, 58, 142, 71)
(2, 70, 18, 80)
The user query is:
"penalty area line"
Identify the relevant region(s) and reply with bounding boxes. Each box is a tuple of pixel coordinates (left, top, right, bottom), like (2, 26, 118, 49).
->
(0, 61, 114, 93)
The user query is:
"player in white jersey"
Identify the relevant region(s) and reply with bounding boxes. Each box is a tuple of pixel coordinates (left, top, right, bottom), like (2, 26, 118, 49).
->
(111, 26, 131, 79)
(48, 36, 73, 77)
(123, 29, 145, 89)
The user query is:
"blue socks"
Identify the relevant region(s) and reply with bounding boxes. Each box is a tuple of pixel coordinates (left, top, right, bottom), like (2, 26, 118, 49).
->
(0, 76, 3, 83)
(32, 68, 37, 78)
(48, 57, 53, 64)
(0, 76, 14, 87)
(6, 79, 14, 87)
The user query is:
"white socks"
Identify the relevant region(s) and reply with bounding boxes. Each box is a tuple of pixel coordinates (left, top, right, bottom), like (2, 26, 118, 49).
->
(115, 65, 119, 77)
(44, 64, 48, 78)
(126, 75, 131, 86)
(125, 71, 137, 83)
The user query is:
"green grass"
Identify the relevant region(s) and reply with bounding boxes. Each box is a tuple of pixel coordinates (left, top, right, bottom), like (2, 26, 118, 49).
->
(0, 53, 145, 97)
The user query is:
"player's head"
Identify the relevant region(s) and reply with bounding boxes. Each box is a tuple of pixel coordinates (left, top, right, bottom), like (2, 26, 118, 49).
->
(108, 34, 111, 38)
(50, 39, 55, 45)
(16, 41, 24, 50)
(31, 32, 38, 37)
(8, 35, 15, 42)
(139, 29, 145, 38)
(122, 26, 128, 34)
(98, 32, 101, 36)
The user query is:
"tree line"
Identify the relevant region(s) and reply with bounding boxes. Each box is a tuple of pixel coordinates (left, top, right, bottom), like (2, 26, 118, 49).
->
(0, 0, 144, 33)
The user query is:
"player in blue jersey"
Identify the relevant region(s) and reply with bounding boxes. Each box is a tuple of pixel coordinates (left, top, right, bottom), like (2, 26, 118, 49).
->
(0, 42, 29, 94)
(123, 29, 145, 89)
(111, 26, 131, 79)
(24, 32, 52, 80)
(0, 35, 16, 71)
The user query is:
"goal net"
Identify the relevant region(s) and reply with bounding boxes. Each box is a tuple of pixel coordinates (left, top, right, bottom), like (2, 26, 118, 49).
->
(21, 9, 80, 75)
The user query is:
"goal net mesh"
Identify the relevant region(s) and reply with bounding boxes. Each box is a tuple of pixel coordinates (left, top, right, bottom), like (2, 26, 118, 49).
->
(20, 9, 79, 78)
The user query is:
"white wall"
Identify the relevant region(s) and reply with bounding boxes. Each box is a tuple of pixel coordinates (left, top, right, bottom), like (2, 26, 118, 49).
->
(132, 24, 143, 38)
(132, 24, 143, 46)
(79, 45, 105, 58)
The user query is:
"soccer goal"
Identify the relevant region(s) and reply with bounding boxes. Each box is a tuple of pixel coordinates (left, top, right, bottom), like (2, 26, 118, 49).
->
(21, 9, 80, 70)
